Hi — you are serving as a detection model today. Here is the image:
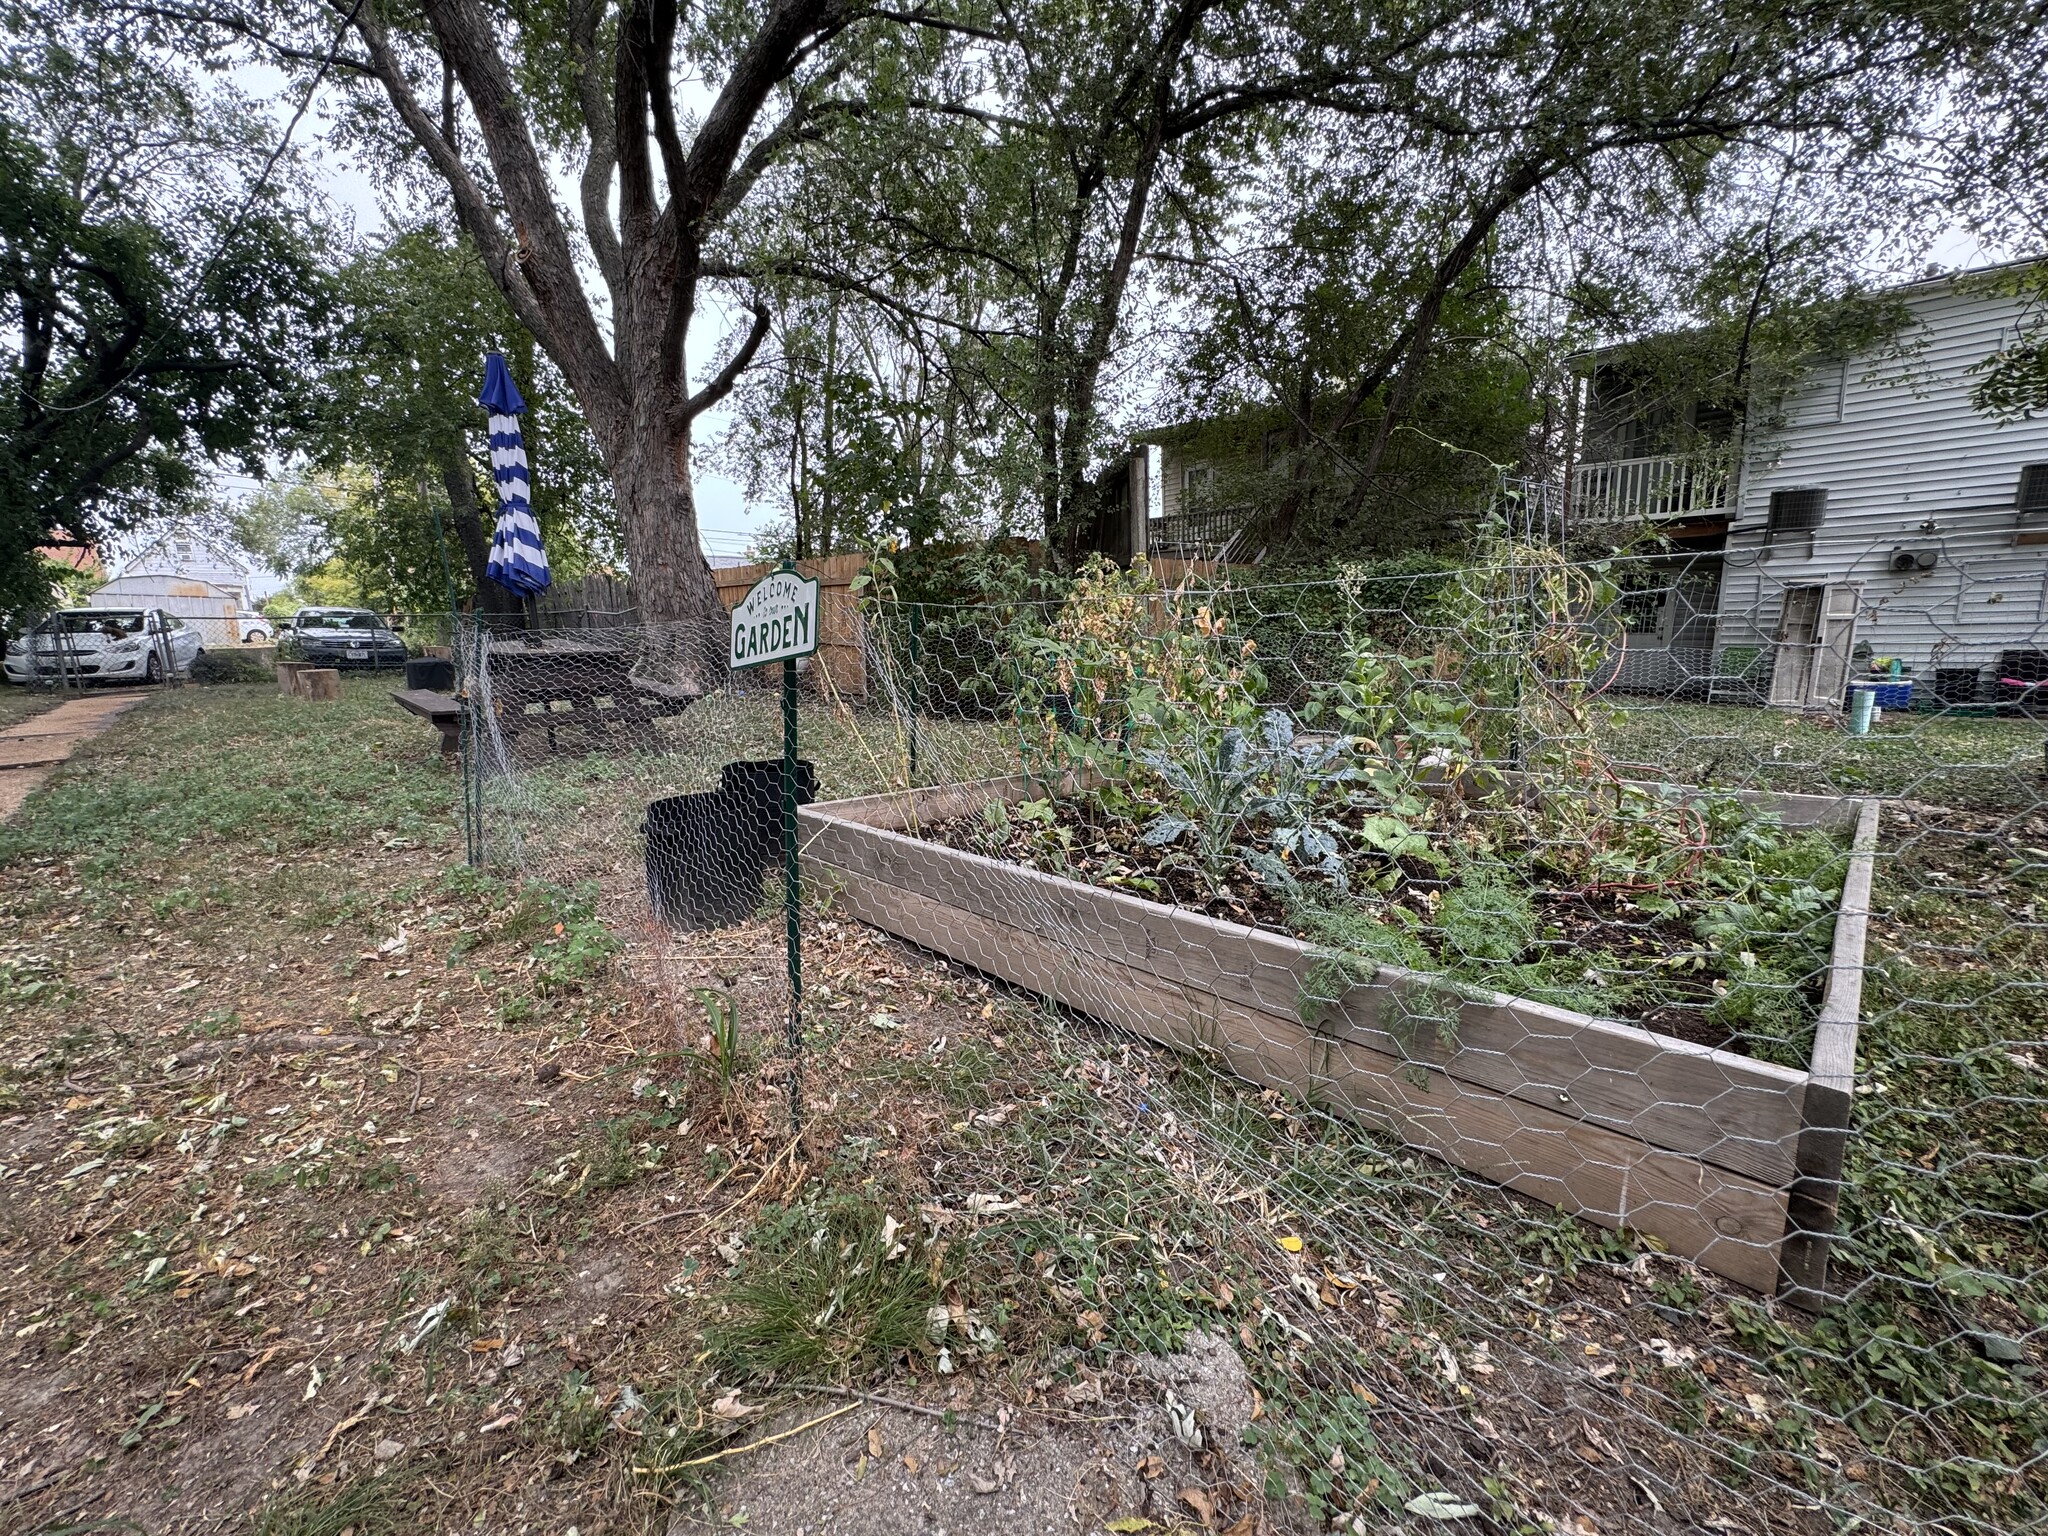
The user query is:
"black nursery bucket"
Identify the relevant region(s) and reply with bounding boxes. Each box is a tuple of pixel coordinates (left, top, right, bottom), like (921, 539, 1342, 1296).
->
(643, 791, 763, 930)
(405, 656, 457, 692)
(719, 758, 818, 870)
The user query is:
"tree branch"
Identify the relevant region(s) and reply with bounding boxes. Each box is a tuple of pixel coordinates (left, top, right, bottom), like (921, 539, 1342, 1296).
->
(682, 297, 773, 420)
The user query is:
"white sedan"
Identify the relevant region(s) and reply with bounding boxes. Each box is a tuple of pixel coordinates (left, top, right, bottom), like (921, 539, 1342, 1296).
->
(3, 608, 204, 685)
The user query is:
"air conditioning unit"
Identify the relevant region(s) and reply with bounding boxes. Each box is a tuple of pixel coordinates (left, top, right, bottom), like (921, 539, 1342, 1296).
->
(2018, 463, 2048, 517)
(1888, 546, 1939, 574)
(1764, 488, 1828, 550)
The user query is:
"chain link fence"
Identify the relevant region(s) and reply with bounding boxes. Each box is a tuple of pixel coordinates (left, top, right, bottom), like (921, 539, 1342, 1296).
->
(462, 543, 2046, 1535)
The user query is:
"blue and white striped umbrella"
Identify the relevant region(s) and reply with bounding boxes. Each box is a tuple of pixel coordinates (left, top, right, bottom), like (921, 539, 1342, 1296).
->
(479, 352, 551, 596)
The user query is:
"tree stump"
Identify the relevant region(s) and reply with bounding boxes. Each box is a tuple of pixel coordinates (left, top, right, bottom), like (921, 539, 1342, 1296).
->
(276, 661, 309, 696)
(300, 668, 342, 701)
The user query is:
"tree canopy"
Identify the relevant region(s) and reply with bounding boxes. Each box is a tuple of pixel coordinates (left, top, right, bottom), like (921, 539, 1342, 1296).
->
(0, 11, 335, 616)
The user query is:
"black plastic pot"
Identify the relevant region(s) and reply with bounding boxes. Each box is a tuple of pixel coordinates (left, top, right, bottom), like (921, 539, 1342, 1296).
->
(719, 758, 818, 870)
(405, 656, 457, 692)
(644, 791, 763, 929)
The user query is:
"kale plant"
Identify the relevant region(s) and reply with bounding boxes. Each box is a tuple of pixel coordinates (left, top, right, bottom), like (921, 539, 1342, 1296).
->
(1136, 707, 1356, 895)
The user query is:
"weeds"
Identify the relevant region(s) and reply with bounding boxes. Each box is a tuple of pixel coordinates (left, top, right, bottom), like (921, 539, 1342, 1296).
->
(695, 988, 743, 1096)
(253, 1469, 423, 1536)
(707, 1194, 944, 1383)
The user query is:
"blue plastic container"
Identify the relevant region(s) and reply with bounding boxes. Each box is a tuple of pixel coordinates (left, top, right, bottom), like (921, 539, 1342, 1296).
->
(1871, 680, 1914, 710)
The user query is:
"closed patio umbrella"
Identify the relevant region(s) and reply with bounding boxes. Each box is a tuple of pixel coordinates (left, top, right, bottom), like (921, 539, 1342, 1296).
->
(479, 352, 551, 605)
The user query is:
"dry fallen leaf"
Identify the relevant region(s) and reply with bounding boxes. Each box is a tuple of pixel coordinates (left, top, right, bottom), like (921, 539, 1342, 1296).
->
(1179, 1485, 1216, 1525)
(711, 1391, 759, 1420)
(1276, 1235, 1304, 1254)
(1135, 1452, 1165, 1480)
(867, 1425, 886, 1459)
(902, 1452, 921, 1474)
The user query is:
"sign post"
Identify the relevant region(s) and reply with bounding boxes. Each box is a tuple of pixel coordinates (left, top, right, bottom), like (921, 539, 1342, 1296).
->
(729, 563, 821, 1127)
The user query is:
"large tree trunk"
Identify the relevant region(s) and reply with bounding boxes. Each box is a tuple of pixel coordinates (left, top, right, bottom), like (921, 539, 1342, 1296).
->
(610, 413, 729, 688)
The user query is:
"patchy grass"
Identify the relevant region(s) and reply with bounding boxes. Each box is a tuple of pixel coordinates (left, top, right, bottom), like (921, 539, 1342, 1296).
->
(0, 683, 68, 730)
(707, 1194, 946, 1383)
(1, 676, 2040, 1536)
(252, 1467, 430, 1536)
(1600, 700, 2046, 811)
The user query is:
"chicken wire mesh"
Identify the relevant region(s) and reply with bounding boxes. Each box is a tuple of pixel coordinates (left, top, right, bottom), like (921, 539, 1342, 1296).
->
(461, 544, 2046, 1535)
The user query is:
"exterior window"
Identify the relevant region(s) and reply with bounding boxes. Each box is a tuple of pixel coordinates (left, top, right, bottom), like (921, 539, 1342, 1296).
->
(1182, 463, 1214, 498)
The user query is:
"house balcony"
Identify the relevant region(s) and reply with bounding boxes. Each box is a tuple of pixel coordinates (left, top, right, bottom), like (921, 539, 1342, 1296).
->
(1147, 504, 1255, 562)
(1571, 454, 1732, 525)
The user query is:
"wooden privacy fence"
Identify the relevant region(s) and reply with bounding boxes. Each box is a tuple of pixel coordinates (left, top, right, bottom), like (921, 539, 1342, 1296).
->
(529, 557, 869, 697)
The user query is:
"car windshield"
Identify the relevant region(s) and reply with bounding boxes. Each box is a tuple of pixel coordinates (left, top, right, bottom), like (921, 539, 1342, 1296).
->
(304, 613, 383, 632)
(38, 611, 143, 637)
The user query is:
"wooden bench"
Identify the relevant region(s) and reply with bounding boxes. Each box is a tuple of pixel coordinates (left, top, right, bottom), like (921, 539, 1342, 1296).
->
(391, 688, 462, 759)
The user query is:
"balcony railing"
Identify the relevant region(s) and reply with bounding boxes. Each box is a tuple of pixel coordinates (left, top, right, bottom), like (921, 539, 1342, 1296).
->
(1147, 504, 1254, 561)
(1571, 454, 1731, 524)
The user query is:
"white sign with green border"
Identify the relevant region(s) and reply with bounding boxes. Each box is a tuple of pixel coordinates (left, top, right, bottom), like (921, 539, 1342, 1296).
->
(729, 568, 821, 670)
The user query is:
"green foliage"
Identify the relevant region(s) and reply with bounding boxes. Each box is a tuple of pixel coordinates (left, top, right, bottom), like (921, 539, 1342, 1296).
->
(695, 988, 744, 1096)
(1016, 555, 1263, 776)
(1435, 864, 1536, 965)
(1137, 707, 1356, 894)
(707, 1195, 944, 1383)
(492, 881, 620, 993)
(0, 19, 336, 616)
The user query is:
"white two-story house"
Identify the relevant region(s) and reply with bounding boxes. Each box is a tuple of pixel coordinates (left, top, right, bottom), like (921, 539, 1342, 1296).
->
(1573, 264, 2048, 709)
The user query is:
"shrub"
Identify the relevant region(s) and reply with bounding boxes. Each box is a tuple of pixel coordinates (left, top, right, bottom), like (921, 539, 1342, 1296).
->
(190, 649, 274, 685)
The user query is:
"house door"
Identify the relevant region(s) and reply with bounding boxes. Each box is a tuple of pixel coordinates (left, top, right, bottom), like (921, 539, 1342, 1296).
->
(1769, 583, 1860, 709)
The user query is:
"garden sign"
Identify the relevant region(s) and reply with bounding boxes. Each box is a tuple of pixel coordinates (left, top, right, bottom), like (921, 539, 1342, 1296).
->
(728, 567, 821, 670)
(729, 562, 818, 1125)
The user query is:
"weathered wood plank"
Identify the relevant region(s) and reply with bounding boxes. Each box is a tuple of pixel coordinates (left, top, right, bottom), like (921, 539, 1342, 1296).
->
(1779, 795, 1881, 1306)
(800, 807, 1808, 1185)
(813, 860, 1789, 1291)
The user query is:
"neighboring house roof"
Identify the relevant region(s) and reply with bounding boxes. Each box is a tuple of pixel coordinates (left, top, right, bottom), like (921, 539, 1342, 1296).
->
(38, 543, 101, 574)
(1570, 256, 2044, 368)
(113, 525, 252, 585)
(93, 575, 239, 602)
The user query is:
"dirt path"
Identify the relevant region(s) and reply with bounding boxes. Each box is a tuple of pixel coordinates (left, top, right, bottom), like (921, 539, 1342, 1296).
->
(0, 691, 150, 819)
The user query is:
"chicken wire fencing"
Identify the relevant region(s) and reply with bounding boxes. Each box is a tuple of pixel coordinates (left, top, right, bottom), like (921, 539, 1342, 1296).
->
(460, 544, 2045, 1536)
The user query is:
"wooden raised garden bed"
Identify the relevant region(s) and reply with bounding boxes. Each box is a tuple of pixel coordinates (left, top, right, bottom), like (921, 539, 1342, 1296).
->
(800, 776, 1880, 1302)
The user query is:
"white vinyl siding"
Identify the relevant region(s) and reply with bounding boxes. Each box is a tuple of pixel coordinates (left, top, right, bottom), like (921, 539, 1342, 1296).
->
(1714, 285, 2048, 683)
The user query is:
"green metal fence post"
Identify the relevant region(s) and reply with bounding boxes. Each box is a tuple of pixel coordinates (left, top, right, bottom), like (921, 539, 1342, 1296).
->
(783, 647, 803, 1129)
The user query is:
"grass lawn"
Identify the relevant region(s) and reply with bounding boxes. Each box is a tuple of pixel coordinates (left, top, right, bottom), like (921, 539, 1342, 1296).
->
(0, 684, 69, 731)
(1601, 699, 2047, 812)
(0, 679, 2040, 1535)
